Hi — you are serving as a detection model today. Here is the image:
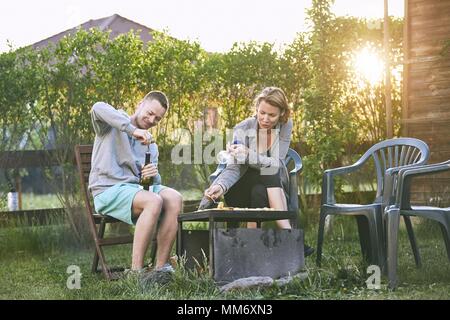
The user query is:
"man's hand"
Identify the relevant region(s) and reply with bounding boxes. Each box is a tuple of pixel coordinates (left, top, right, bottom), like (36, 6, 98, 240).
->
(204, 184, 224, 201)
(141, 163, 158, 179)
(132, 129, 153, 145)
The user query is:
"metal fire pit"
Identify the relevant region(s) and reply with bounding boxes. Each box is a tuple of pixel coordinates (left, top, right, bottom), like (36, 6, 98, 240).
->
(177, 210, 305, 283)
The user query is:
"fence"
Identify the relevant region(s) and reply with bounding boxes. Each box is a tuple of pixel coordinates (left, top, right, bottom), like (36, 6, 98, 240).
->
(0, 150, 61, 210)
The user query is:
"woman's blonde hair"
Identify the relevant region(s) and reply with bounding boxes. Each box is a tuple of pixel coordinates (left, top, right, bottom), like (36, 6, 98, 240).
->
(253, 87, 290, 123)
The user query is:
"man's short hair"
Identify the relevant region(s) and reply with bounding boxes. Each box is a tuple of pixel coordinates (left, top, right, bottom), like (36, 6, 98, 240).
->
(143, 91, 169, 110)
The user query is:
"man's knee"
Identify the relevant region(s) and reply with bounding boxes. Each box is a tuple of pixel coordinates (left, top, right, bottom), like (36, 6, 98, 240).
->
(132, 191, 163, 219)
(161, 189, 183, 211)
(143, 192, 163, 210)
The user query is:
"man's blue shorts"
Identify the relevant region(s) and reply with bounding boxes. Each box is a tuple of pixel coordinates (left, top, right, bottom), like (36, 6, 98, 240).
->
(93, 183, 167, 225)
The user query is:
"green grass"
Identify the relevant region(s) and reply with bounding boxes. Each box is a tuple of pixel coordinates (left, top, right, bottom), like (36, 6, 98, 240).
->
(0, 217, 449, 300)
(20, 193, 63, 210)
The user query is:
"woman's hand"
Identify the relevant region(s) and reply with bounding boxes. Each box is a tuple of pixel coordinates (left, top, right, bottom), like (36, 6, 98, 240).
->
(133, 129, 153, 145)
(141, 163, 158, 179)
(204, 184, 224, 201)
(227, 144, 249, 160)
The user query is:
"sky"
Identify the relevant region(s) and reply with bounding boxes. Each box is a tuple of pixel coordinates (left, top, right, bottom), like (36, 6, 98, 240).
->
(0, 0, 404, 53)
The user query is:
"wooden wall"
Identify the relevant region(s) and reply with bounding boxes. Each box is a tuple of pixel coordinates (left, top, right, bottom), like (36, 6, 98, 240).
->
(403, 0, 450, 204)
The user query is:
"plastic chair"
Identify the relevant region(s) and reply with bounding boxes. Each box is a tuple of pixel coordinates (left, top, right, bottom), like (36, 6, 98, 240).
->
(385, 159, 450, 288)
(316, 138, 430, 267)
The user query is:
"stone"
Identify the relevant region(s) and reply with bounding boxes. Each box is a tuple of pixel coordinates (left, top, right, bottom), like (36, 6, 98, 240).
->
(219, 276, 274, 293)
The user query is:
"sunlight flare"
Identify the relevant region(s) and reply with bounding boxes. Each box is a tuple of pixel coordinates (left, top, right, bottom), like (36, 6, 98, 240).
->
(353, 47, 384, 86)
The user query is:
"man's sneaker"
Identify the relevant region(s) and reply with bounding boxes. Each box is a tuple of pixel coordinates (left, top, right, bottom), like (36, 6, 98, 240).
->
(304, 245, 315, 258)
(140, 263, 175, 288)
(158, 263, 175, 273)
(123, 267, 147, 279)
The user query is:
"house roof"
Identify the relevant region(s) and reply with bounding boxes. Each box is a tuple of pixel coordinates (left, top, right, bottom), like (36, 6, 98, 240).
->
(32, 14, 154, 49)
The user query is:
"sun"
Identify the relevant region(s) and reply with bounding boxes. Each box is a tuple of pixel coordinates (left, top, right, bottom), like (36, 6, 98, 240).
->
(353, 47, 384, 86)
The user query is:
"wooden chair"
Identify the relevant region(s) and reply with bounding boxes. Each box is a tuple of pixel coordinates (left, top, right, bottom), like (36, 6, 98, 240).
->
(74, 144, 157, 280)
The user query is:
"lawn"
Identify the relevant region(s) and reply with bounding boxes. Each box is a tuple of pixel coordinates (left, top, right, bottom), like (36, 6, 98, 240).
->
(1, 216, 449, 300)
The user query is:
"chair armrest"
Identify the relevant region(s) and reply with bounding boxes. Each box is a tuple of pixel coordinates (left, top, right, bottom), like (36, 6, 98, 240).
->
(398, 160, 450, 178)
(286, 149, 303, 176)
(209, 163, 227, 184)
(385, 161, 430, 176)
(394, 160, 450, 209)
(289, 161, 302, 176)
(321, 157, 368, 205)
(382, 162, 430, 207)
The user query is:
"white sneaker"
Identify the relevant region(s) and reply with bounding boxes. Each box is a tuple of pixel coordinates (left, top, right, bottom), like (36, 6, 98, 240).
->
(140, 263, 174, 287)
(156, 263, 175, 273)
(123, 267, 147, 279)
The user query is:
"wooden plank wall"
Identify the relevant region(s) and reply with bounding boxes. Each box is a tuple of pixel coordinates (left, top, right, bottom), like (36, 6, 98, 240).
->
(403, 0, 450, 205)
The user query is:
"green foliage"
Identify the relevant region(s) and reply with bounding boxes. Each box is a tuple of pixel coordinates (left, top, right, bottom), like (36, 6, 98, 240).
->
(0, 47, 42, 189)
(0, 0, 405, 200)
(209, 42, 282, 129)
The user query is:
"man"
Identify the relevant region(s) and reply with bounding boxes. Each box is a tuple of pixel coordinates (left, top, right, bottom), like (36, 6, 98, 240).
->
(88, 91, 182, 281)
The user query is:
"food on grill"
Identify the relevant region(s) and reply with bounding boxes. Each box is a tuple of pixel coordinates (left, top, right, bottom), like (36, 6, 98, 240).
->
(196, 205, 277, 212)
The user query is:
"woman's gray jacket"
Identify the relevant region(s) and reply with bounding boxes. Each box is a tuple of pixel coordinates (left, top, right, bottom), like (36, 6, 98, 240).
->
(212, 116, 293, 205)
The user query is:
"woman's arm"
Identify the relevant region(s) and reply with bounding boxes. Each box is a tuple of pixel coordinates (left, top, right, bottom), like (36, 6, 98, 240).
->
(211, 163, 246, 193)
(209, 121, 250, 193)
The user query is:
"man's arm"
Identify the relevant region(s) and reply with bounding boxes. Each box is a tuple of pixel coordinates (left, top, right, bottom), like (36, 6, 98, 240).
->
(91, 102, 137, 136)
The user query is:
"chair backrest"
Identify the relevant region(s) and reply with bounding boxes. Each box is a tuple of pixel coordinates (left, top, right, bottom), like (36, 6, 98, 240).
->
(359, 138, 429, 201)
(74, 144, 95, 217)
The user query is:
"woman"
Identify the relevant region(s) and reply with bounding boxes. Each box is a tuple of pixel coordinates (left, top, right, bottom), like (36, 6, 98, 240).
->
(202, 87, 293, 229)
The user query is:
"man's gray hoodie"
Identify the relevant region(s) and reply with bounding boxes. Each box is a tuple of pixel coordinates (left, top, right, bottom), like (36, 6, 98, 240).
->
(88, 102, 160, 198)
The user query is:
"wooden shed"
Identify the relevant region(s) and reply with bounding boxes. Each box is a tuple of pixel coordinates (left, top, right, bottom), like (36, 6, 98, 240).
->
(402, 0, 450, 203)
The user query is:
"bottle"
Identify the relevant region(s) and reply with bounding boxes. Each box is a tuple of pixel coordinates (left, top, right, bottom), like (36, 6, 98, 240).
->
(216, 150, 231, 164)
(217, 139, 243, 164)
(7, 188, 19, 211)
(141, 142, 160, 191)
(233, 139, 247, 162)
(141, 151, 153, 191)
